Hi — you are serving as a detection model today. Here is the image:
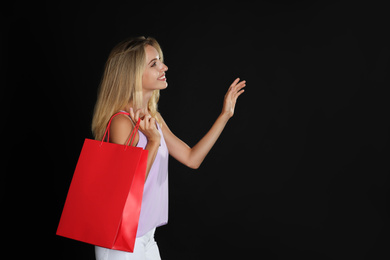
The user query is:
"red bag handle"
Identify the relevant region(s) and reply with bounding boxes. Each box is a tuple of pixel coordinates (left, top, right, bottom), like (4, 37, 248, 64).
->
(100, 112, 141, 148)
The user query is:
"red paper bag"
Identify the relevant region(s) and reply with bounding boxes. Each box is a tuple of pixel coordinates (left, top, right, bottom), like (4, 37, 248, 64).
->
(57, 112, 147, 252)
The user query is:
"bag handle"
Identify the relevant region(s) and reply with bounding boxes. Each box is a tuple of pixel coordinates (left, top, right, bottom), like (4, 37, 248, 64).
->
(101, 112, 141, 148)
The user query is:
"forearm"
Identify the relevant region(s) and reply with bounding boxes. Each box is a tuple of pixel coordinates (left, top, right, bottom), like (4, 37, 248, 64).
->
(188, 113, 230, 169)
(144, 140, 159, 181)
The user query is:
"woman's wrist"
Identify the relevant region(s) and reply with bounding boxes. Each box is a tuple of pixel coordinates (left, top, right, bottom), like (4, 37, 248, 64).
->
(219, 111, 232, 123)
(146, 138, 160, 147)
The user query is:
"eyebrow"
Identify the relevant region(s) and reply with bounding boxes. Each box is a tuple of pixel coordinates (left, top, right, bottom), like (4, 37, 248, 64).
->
(148, 57, 159, 65)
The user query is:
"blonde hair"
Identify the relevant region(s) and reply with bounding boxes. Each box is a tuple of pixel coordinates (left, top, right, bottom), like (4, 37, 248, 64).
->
(92, 36, 164, 140)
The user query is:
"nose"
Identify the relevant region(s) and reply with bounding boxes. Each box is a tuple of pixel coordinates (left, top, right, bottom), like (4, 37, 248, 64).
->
(162, 63, 168, 72)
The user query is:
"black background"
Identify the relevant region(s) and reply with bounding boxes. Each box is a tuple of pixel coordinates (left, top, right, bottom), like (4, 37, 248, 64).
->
(4, 1, 389, 259)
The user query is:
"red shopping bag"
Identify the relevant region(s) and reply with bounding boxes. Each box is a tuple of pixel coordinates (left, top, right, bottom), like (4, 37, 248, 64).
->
(56, 112, 148, 252)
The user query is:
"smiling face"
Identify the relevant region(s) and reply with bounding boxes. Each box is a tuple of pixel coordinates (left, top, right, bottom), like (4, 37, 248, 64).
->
(142, 45, 168, 92)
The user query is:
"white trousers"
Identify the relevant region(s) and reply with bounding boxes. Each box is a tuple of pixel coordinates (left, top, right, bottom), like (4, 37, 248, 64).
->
(95, 228, 161, 260)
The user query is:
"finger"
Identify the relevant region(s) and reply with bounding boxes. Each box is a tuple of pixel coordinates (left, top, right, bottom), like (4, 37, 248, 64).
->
(141, 108, 148, 117)
(233, 80, 246, 90)
(234, 89, 245, 100)
(129, 108, 138, 123)
(228, 81, 245, 97)
(134, 109, 142, 122)
(149, 117, 156, 129)
(231, 84, 245, 97)
(129, 107, 135, 121)
(229, 78, 240, 89)
(145, 114, 152, 126)
(144, 108, 151, 116)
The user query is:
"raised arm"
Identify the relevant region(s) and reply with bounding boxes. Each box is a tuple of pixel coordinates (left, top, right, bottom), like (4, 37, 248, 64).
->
(158, 78, 245, 169)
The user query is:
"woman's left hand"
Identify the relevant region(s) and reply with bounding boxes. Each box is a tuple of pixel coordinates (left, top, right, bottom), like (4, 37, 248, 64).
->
(221, 78, 246, 118)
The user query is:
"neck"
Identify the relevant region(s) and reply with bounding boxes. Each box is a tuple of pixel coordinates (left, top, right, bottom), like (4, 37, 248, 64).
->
(142, 89, 153, 110)
(124, 89, 153, 112)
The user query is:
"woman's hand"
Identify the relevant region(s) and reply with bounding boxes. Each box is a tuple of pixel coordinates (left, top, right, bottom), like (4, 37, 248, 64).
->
(129, 108, 161, 144)
(222, 78, 246, 119)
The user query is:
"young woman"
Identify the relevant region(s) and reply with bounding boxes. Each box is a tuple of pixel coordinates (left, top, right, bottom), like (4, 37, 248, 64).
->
(92, 36, 245, 260)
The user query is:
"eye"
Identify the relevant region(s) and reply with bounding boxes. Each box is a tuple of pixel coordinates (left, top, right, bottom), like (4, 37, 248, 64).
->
(151, 61, 157, 67)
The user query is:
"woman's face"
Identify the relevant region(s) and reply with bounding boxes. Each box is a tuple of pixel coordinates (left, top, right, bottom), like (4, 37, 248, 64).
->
(142, 45, 168, 91)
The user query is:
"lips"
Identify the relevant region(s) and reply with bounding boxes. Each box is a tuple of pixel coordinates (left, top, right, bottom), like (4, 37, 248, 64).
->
(158, 73, 166, 81)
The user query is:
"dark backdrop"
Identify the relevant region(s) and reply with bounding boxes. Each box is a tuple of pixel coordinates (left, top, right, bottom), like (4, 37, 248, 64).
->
(4, 1, 389, 259)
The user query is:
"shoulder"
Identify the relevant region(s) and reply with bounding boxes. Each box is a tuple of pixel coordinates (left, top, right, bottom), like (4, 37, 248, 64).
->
(109, 114, 136, 145)
(156, 112, 174, 136)
(111, 114, 134, 131)
(156, 112, 170, 132)
(156, 112, 166, 127)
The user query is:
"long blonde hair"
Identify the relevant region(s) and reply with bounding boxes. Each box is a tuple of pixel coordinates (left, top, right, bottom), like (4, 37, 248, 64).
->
(92, 36, 163, 140)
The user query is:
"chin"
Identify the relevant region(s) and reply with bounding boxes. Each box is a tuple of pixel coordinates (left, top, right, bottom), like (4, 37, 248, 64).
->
(145, 81, 168, 91)
(158, 81, 168, 89)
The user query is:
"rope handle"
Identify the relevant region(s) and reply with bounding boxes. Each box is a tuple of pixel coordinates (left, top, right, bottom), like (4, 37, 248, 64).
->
(100, 112, 141, 148)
